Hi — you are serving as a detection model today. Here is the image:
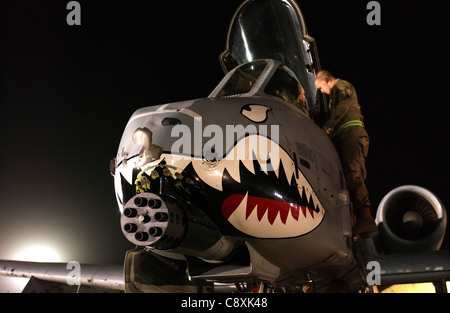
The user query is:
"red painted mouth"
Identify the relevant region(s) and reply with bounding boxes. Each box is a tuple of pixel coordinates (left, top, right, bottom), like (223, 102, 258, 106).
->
(221, 193, 316, 225)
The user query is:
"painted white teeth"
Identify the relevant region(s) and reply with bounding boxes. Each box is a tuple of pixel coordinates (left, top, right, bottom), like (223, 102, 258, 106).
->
(192, 135, 296, 191)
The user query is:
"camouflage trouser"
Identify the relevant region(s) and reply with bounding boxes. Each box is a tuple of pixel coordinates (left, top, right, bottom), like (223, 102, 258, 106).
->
(332, 126, 370, 214)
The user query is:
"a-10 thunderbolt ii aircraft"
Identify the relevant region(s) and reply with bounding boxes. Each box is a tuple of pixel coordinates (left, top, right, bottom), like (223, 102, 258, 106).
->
(1, 0, 449, 293)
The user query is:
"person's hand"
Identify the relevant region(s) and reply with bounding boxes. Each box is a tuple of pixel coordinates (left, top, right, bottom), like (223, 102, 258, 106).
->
(323, 127, 333, 135)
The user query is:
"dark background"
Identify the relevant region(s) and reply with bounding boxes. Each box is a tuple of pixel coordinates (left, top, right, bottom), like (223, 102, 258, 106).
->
(0, 0, 448, 290)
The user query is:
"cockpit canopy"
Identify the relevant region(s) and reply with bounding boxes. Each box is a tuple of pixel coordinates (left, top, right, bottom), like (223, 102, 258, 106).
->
(216, 60, 267, 98)
(265, 62, 308, 115)
(211, 59, 309, 117)
(219, 0, 320, 114)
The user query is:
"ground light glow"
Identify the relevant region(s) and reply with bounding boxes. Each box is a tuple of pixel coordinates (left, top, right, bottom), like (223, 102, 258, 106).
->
(14, 245, 63, 262)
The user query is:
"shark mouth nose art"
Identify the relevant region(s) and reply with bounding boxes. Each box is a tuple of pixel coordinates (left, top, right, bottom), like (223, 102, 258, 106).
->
(193, 135, 325, 238)
(115, 134, 325, 239)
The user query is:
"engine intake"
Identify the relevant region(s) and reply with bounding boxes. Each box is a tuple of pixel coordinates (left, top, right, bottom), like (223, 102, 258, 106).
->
(375, 185, 447, 253)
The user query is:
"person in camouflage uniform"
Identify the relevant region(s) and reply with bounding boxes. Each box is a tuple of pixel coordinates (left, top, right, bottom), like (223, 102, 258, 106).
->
(315, 70, 377, 238)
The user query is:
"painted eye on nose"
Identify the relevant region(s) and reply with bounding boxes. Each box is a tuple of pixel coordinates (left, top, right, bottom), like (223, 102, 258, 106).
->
(240, 104, 271, 123)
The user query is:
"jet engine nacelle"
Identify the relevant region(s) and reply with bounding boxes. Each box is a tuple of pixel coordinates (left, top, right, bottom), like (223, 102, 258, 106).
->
(375, 185, 447, 253)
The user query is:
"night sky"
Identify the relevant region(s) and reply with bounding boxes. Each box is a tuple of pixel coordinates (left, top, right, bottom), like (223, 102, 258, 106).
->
(0, 0, 449, 291)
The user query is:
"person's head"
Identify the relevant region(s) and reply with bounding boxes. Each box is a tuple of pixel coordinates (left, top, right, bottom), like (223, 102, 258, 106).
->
(297, 84, 306, 103)
(314, 70, 336, 95)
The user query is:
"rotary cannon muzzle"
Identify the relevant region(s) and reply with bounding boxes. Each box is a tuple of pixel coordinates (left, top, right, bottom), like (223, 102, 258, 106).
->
(134, 197, 148, 207)
(148, 199, 162, 209)
(120, 193, 233, 260)
(120, 193, 187, 249)
(124, 208, 137, 218)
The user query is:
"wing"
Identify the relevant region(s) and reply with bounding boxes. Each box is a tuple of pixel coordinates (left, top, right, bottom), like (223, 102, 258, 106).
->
(0, 260, 124, 292)
(374, 250, 450, 286)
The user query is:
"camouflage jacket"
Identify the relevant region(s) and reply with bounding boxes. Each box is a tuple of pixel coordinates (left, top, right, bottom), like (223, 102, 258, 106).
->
(325, 79, 364, 136)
